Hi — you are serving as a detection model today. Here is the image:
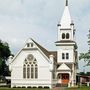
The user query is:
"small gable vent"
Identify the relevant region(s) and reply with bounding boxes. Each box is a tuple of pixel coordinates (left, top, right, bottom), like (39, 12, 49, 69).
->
(27, 43, 34, 47)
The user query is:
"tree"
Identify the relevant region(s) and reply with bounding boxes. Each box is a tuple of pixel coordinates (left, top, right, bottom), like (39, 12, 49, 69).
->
(0, 40, 11, 76)
(78, 72, 90, 76)
(79, 30, 90, 66)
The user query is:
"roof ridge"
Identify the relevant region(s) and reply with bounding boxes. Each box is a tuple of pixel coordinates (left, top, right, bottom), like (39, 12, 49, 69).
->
(31, 39, 50, 57)
(31, 39, 57, 60)
(31, 38, 57, 59)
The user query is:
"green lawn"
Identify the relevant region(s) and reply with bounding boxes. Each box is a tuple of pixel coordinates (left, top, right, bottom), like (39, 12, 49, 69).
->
(0, 88, 50, 90)
(0, 87, 90, 90)
(67, 86, 90, 90)
(0, 88, 49, 90)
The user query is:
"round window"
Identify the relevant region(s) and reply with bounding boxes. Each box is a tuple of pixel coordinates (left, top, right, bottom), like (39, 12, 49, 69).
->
(27, 54, 34, 60)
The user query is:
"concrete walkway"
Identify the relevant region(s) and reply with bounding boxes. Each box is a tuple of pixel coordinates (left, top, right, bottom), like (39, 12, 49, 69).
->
(52, 87, 66, 90)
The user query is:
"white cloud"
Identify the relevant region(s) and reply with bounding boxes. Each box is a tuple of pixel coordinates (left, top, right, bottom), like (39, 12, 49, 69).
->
(0, 0, 89, 52)
(0, 0, 90, 71)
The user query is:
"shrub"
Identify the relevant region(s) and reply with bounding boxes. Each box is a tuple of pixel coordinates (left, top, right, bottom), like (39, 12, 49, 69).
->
(38, 86, 43, 88)
(22, 86, 26, 88)
(27, 86, 31, 88)
(17, 86, 21, 88)
(44, 86, 50, 89)
(33, 86, 37, 88)
(13, 86, 16, 88)
(0, 85, 10, 87)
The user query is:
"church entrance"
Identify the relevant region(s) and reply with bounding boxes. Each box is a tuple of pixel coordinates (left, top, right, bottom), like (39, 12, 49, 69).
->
(57, 73, 69, 86)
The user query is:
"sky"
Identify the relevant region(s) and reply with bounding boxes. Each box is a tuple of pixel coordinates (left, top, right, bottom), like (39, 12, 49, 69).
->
(0, 0, 90, 72)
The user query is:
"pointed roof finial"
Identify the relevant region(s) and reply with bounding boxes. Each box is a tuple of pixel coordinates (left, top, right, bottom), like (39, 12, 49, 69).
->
(66, 0, 68, 6)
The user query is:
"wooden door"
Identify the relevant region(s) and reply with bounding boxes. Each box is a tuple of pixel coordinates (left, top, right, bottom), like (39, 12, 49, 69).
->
(62, 74, 69, 84)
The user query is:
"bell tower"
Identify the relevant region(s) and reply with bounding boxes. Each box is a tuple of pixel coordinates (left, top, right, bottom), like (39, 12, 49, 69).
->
(55, 0, 78, 87)
(57, 0, 75, 42)
(56, 0, 77, 63)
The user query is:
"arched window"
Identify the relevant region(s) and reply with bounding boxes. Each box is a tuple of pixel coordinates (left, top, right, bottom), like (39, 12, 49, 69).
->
(31, 64, 34, 79)
(35, 64, 38, 78)
(27, 43, 30, 47)
(66, 53, 69, 59)
(62, 53, 65, 59)
(23, 65, 26, 78)
(62, 33, 65, 39)
(23, 54, 38, 79)
(27, 65, 30, 78)
(66, 33, 69, 39)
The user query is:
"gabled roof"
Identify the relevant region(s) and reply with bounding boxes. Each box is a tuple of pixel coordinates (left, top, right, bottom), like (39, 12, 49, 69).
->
(57, 63, 72, 69)
(57, 63, 71, 71)
(10, 38, 57, 64)
(31, 38, 57, 61)
(66, 63, 72, 69)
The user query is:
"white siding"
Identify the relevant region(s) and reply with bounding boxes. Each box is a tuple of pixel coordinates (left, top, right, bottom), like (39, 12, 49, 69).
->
(57, 46, 74, 63)
(11, 49, 52, 88)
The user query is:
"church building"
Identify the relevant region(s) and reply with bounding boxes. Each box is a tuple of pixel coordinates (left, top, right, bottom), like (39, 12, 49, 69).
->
(8, 0, 78, 88)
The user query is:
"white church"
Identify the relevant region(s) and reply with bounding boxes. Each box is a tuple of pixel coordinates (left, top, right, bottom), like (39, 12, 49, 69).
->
(8, 0, 78, 88)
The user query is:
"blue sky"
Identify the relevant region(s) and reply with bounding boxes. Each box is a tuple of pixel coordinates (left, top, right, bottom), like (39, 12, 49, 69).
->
(0, 0, 90, 72)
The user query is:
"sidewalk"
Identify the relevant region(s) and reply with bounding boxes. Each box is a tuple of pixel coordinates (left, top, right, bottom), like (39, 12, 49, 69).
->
(52, 87, 66, 90)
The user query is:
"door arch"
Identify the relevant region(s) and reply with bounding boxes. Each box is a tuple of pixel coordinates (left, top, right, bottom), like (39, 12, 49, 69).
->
(57, 73, 69, 85)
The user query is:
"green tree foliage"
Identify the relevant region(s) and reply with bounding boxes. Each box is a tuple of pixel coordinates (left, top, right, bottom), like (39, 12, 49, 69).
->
(78, 72, 90, 76)
(0, 40, 11, 76)
(79, 30, 90, 66)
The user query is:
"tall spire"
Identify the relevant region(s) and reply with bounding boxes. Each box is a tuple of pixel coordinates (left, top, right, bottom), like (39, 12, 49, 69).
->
(59, 0, 71, 28)
(66, 0, 68, 6)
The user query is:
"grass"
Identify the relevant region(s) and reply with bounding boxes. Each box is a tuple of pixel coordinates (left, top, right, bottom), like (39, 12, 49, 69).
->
(0, 88, 49, 90)
(67, 86, 90, 90)
(0, 87, 50, 90)
(0, 87, 90, 90)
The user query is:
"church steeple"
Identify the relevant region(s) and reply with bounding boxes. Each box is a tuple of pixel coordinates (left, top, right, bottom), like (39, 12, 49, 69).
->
(60, 0, 71, 29)
(56, 0, 77, 87)
(57, 0, 75, 41)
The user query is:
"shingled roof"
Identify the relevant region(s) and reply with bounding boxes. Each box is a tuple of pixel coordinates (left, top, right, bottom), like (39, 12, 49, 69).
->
(31, 39, 57, 61)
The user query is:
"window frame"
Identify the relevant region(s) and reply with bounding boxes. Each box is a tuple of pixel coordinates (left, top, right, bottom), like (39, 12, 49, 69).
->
(66, 33, 69, 39)
(23, 54, 38, 79)
(62, 33, 65, 39)
(23, 64, 26, 78)
(66, 53, 69, 59)
(62, 53, 65, 59)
